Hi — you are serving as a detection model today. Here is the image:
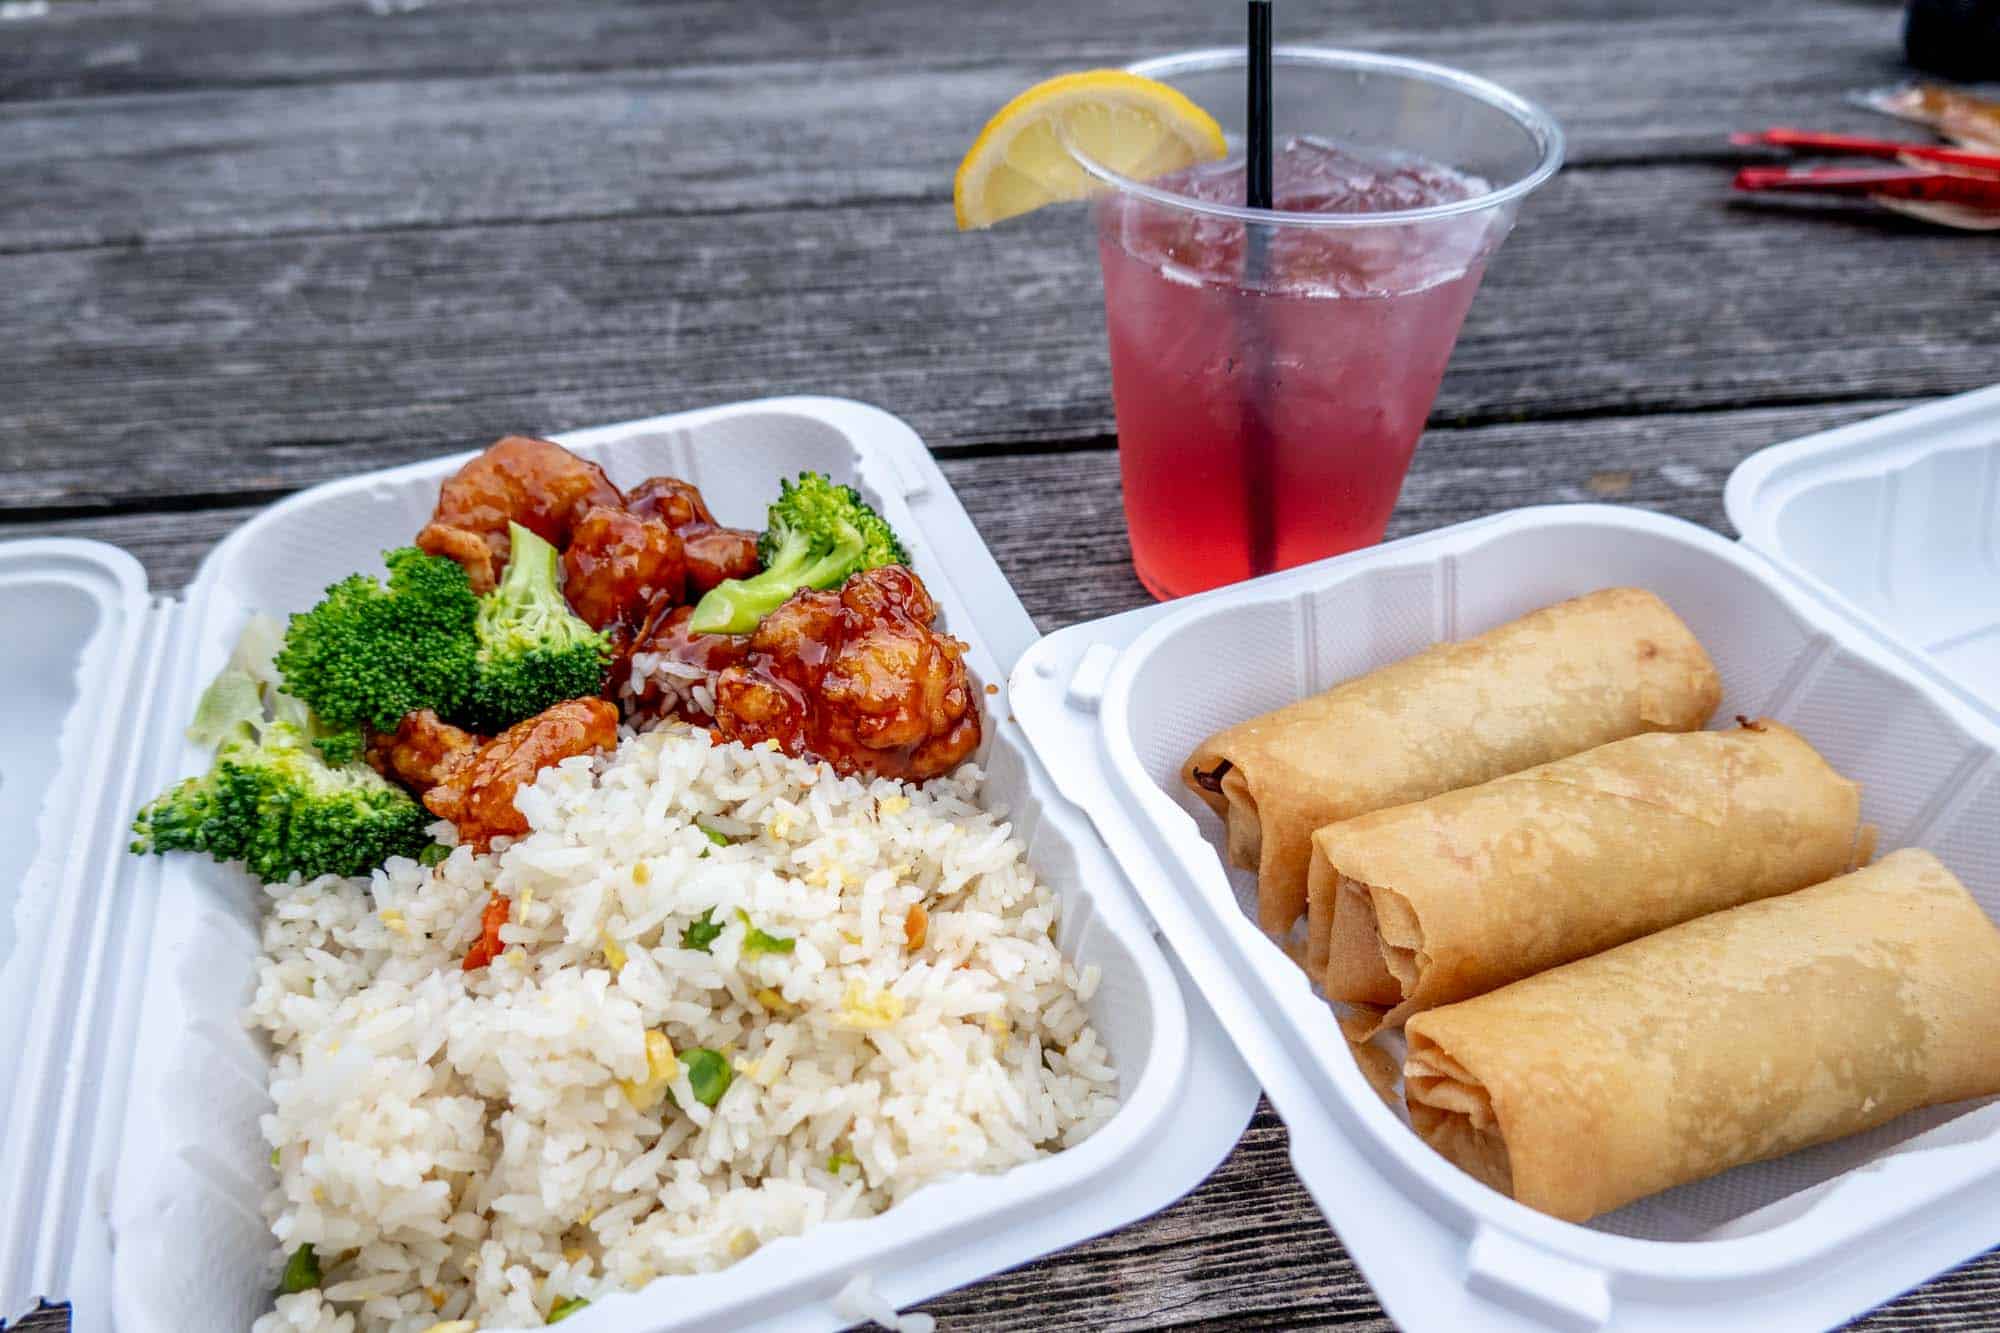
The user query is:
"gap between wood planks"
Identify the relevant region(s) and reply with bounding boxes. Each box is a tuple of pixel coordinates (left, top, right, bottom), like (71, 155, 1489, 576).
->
(0, 397, 1917, 523)
(930, 384, 1958, 462)
(0, 192, 951, 260)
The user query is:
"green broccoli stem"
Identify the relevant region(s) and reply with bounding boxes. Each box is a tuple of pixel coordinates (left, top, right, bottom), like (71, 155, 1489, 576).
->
(687, 529, 864, 635)
(686, 575, 786, 636)
(488, 521, 561, 620)
(457, 521, 611, 730)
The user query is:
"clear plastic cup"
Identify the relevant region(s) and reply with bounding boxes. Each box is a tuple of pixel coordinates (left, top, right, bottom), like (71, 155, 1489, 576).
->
(1068, 48, 1562, 599)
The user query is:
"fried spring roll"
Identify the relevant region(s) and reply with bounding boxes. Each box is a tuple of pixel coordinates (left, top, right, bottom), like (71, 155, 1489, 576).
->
(1316, 720, 1866, 1030)
(1404, 850, 2000, 1223)
(1181, 587, 1722, 944)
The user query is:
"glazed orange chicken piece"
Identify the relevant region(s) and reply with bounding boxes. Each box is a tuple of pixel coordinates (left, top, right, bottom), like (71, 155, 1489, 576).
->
(624, 476, 716, 530)
(619, 602, 753, 723)
(378, 698, 621, 851)
(625, 476, 761, 594)
(368, 708, 481, 792)
(712, 566, 980, 782)
(680, 527, 763, 596)
(417, 436, 624, 592)
(561, 504, 686, 632)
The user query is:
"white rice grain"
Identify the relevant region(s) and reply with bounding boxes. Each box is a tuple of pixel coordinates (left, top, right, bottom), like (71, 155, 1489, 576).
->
(247, 723, 1117, 1332)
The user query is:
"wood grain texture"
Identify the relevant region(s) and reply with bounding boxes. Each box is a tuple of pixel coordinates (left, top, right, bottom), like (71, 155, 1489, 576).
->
(0, 0, 1778, 101)
(5, 168, 1997, 514)
(0, 10, 1914, 251)
(0, 399, 1907, 609)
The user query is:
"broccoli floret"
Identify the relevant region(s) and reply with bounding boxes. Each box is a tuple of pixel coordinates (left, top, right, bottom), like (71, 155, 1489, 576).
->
(310, 721, 366, 767)
(130, 773, 227, 859)
(460, 522, 611, 730)
(211, 612, 365, 763)
(132, 662, 432, 884)
(688, 473, 909, 634)
(272, 532, 605, 738)
(275, 547, 479, 733)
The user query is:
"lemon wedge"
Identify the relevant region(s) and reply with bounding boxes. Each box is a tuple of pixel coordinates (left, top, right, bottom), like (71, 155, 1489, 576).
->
(954, 70, 1227, 229)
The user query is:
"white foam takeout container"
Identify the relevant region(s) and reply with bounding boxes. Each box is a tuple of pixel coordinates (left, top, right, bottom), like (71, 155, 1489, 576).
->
(1008, 386, 2000, 1333)
(0, 397, 1262, 1333)
(1726, 384, 2000, 720)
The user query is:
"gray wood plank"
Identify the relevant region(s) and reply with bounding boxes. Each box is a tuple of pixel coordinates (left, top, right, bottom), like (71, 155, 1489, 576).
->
(0, 0, 1850, 102)
(1854, 1253, 2000, 1331)
(0, 10, 1912, 251)
(953, 398, 1921, 628)
(5, 164, 1993, 516)
(0, 398, 1914, 617)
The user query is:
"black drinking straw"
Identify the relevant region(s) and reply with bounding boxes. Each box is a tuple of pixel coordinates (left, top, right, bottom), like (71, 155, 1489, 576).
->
(1243, 0, 1277, 576)
(1247, 2, 1275, 211)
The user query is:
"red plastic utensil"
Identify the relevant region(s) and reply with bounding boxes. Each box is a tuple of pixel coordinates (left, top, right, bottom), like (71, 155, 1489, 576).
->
(1733, 165, 2000, 208)
(1731, 127, 2000, 175)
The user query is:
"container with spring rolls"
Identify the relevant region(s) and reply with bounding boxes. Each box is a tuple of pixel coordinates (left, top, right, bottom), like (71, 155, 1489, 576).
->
(1012, 387, 2000, 1333)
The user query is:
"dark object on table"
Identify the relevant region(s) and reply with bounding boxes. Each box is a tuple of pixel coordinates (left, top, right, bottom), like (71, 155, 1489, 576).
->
(1906, 0, 2000, 79)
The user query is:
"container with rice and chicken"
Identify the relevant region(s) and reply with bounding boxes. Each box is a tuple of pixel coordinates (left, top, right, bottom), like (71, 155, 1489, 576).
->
(127, 435, 1120, 1331)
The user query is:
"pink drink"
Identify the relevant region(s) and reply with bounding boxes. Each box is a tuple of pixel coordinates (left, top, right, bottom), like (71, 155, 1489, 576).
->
(1096, 137, 1498, 599)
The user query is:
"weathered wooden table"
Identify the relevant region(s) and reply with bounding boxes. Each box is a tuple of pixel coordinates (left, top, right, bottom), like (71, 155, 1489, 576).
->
(7, 0, 1999, 1328)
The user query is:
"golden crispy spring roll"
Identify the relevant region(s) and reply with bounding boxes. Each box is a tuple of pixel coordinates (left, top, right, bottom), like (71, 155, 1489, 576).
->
(1182, 587, 1721, 942)
(1404, 849, 2000, 1223)
(1317, 720, 1866, 1031)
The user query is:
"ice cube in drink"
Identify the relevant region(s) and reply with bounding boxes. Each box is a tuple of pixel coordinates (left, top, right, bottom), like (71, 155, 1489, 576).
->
(1097, 136, 1498, 599)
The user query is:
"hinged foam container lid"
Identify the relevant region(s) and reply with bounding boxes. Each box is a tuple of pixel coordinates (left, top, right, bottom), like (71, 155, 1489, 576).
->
(0, 539, 166, 1332)
(1726, 384, 2000, 724)
(1008, 384, 2000, 1333)
(0, 398, 1260, 1332)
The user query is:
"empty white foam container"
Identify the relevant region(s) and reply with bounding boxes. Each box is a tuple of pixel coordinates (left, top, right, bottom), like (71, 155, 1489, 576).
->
(1009, 386, 2000, 1332)
(0, 398, 1261, 1333)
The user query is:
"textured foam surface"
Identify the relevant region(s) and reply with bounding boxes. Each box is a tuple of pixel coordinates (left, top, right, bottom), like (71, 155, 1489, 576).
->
(0, 573, 100, 977)
(1731, 386, 2000, 719)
